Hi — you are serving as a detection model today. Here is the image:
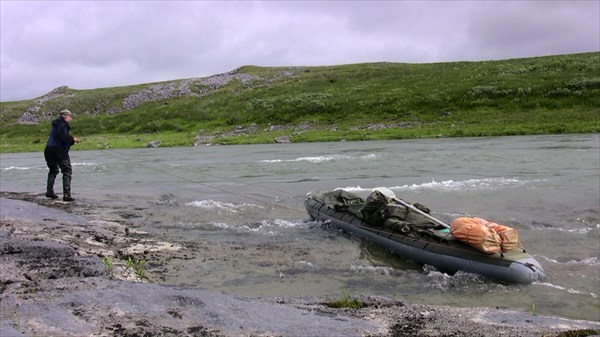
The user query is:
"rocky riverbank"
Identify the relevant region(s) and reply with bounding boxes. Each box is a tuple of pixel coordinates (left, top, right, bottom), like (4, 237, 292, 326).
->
(1, 192, 598, 337)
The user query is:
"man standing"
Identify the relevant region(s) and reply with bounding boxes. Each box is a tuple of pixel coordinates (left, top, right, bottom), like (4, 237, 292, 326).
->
(44, 109, 79, 201)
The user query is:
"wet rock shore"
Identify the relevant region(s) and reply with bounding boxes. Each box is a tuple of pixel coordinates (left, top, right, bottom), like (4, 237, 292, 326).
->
(1, 192, 598, 337)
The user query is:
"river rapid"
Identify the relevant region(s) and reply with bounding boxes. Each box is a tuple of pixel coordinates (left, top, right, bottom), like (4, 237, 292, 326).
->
(1, 134, 598, 321)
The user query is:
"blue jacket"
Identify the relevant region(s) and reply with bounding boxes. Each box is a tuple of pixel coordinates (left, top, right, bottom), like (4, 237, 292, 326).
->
(46, 117, 75, 151)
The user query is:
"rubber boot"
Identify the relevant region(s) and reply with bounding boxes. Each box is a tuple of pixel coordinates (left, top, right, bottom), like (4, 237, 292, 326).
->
(46, 173, 58, 199)
(62, 174, 74, 202)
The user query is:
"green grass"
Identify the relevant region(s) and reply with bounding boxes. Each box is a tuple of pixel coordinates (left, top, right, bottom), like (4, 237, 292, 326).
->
(125, 256, 146, 281)
(324, 289, 365, 309)
(102, 256, 114, 278)
(1, 52, 598, 153)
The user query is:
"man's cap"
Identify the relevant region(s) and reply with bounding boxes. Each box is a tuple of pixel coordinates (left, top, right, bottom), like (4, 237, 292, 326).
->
(60, 109, 72, 117)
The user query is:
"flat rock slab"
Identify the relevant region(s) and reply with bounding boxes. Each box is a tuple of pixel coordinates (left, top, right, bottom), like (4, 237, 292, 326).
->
(0, 197, 88, 225)
(1, 277, 378, 336)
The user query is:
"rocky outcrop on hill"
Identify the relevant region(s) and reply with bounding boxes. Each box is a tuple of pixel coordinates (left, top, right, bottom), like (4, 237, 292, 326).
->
(122, 81, 193, 110)
(196, 72, 258, 91)
(105, 72, 261, 112)
(18, 86, 70, 124)
(17, 111, 41, 124)
(16, 72, 262, 124)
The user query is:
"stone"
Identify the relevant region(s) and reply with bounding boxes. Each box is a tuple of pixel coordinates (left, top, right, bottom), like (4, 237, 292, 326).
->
(274, 136, 291, 143)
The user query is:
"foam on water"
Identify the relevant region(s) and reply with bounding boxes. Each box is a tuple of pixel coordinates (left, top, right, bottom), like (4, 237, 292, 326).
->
(203, 219, 304, 236)
(3, 162, 102, 173)
(390, 177, 537, 192)
(186, 199, 264, 213)
(277, 260, 321, 278)
(340, 185, 369, 193)
(534, 282, 597, 298)
(2, 166, 32, 171)
(73, 162, 98, 167)
(529, 223, 600, 234)
(559, 225, 599, 234)
(350, 265, 393, 276)
(422, 265, 492, 290)
(340, 177, 538, 194)
(208, 222, 230, 230)
(293, 260, 319, 270)
(538, 256, 600, 266)
(259, 153, 376, 163)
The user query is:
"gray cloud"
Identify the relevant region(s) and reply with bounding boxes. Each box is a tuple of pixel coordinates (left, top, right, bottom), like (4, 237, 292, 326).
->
(1, 1, 598, 101)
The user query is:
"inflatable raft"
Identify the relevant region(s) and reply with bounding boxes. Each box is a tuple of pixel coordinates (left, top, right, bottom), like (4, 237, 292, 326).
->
(305, 189, 545, 284)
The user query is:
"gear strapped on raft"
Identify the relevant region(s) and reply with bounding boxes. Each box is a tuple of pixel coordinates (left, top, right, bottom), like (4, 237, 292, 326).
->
(317, 188, 521, 255)
(359, 188, 439, 233)
(305, 188, 543, 283)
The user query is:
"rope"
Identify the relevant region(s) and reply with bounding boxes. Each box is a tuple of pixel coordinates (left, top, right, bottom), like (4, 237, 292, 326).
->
(98, 149, 308, 216)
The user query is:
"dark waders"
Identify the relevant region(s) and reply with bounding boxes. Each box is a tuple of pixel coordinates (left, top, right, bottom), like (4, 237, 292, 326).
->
(44, 147, 73, 200)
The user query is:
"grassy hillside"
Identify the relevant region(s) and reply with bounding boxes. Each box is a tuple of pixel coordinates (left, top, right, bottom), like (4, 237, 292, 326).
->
(1, 52, 598, 153)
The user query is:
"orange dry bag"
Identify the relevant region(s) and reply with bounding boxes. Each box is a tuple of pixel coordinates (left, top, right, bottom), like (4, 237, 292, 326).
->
(476, 218, 519, 252)
(450, 217, 502, 254)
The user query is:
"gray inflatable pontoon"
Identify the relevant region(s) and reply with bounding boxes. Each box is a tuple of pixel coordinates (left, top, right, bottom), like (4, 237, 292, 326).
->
(305, 190, 545, 284)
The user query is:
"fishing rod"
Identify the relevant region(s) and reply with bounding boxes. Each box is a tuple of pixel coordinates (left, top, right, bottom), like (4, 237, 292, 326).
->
(98, 148, 308, 216)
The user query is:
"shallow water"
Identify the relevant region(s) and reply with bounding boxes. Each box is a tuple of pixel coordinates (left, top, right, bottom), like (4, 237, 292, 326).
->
(1, 134, 599, 321)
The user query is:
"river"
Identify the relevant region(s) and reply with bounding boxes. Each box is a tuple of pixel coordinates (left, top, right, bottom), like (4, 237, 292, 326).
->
(1, 134, 598, 321)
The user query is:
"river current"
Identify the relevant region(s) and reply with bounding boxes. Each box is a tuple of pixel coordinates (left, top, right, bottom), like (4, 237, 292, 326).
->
(1, 134, 599, 321)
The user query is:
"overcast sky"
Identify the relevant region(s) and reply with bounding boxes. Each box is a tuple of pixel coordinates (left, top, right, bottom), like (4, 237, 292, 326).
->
(1, 1, 598, 102)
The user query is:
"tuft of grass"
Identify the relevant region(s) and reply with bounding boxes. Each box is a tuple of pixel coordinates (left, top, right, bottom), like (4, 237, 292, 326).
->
(324, 289, 365, 309)
(101, 256, 114, 278)
(125, 256, 146, 281)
